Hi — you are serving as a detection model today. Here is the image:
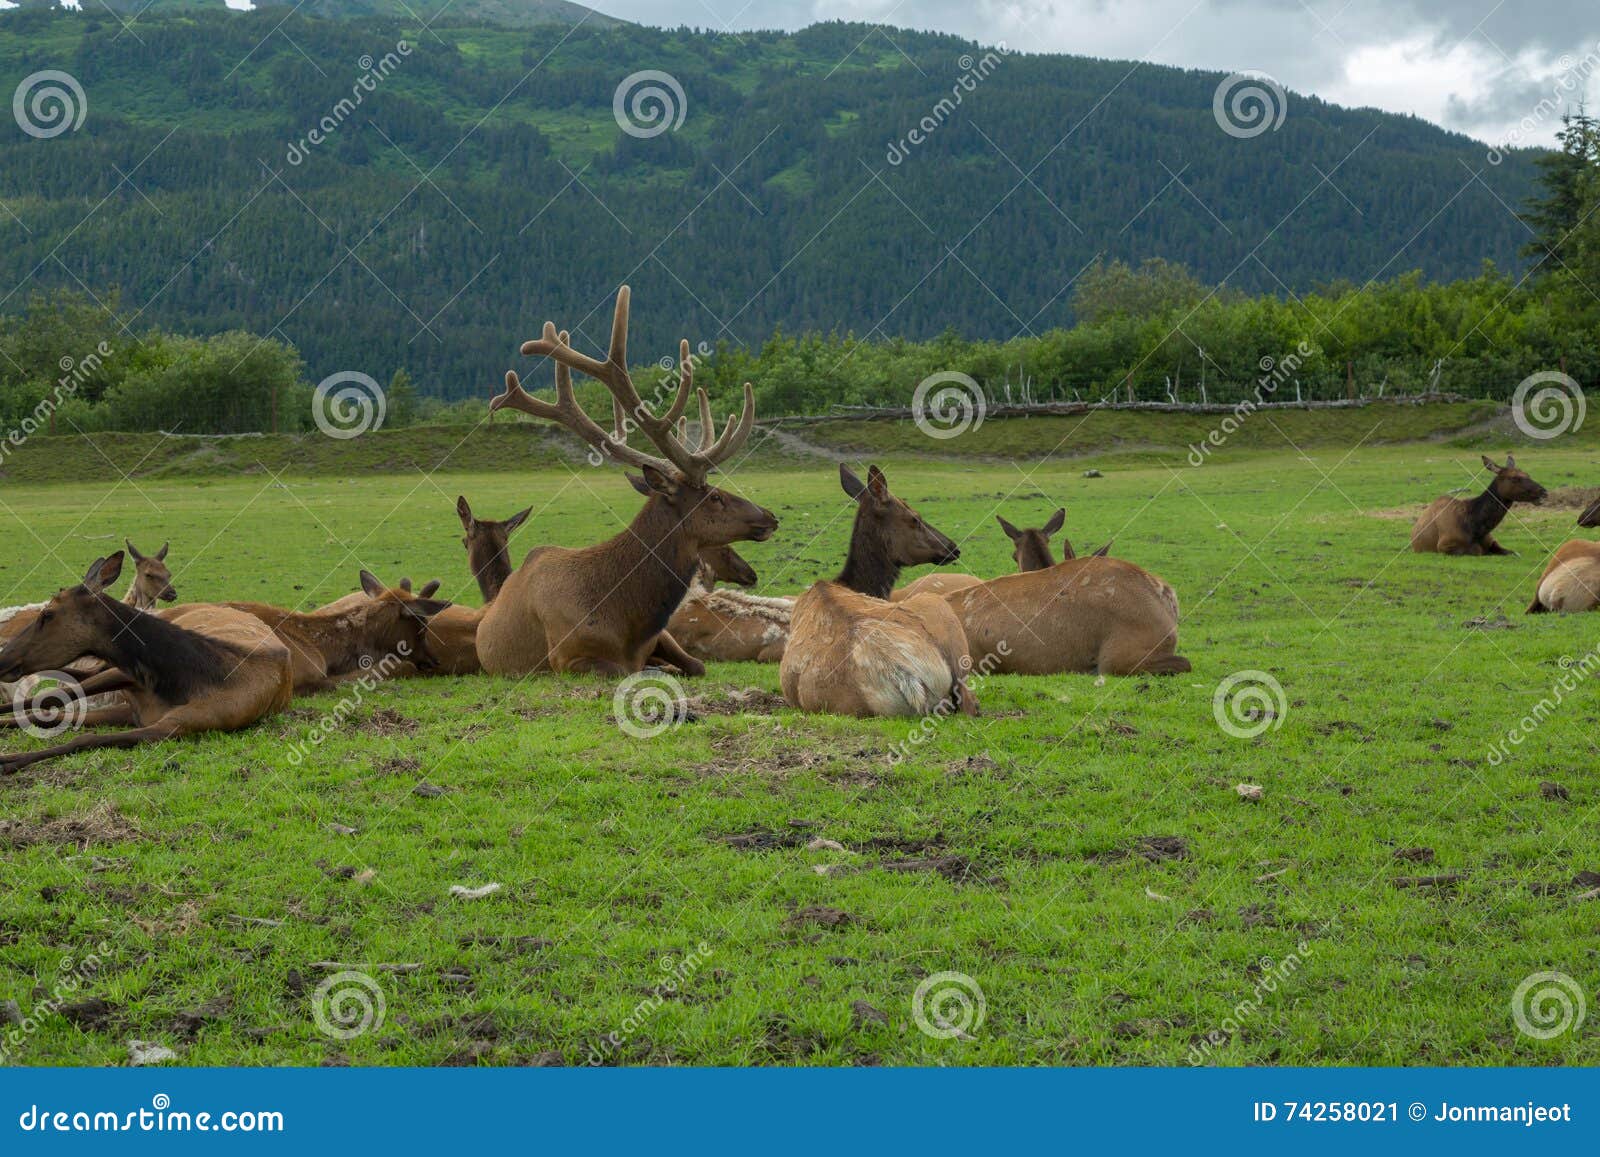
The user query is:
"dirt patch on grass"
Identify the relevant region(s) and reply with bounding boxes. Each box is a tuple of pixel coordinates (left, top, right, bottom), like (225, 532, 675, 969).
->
(0, 803, 143, 849)
(1543, 486, 1600, 513)
(688, 687, 789, 716)
(361, 708, 418, 736)
(1088, 835, 1191, 864)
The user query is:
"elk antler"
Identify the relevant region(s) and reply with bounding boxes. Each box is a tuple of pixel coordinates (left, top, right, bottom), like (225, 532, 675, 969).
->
(490, 286, 755, 485)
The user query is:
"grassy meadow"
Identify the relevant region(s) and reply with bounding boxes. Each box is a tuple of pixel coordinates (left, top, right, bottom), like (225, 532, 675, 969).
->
(2, 407, 1599, 1066)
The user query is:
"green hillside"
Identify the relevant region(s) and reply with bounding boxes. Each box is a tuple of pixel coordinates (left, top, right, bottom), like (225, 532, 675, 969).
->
(0, 7, 1542, 399)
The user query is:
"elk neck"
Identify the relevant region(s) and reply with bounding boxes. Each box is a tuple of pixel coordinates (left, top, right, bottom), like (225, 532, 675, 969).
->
(1464, 484, 1512, 540)
(836, 510, 901, 600)
(91, 597, 236, 703)
(469, 538, 512, 603)
(610, 496, 707, 636)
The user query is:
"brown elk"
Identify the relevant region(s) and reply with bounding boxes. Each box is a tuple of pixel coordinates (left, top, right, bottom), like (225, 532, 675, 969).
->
(667, 544, 792, 664)
(457, 496, 532, 603)
(1, 539, 179, 645)
(781, 465, 976, 717)
(225, 571, 451, 695)
(0, 553, 293, 774)
(1410, 455, 1547, 555)
(892, 507, 1072, 602)
(941, 550, 1188, 676)
(1527, 499, 1600, 613)
(477, 285, 778, 677)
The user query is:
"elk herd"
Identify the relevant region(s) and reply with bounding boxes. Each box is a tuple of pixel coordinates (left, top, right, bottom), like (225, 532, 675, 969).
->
(0, 285, 1591, 773)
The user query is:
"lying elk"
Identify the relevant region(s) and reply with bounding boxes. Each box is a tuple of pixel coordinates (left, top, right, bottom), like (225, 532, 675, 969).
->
(1411, 455, 1547, 555)
(0, 553, 292, 774)
(227, 571, 451, 695)
(941, 545, 1188, 677)
(478, 285, 778, 676)
(893, 507, 1086, 602)
(781, 465, 975, 717)
(667, 541, 793, 664)
(1527, 498, 1600, 613)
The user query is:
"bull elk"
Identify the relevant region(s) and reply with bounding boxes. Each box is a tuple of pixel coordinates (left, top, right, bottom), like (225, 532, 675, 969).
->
(225, 571, 451, 695)
(941, 551, 1189, 676)
(0, 553, 293, 774)
(477, 285, 778, 677)
(1411, 455, 1547, 555)
(667, 543, 793, 664)
(781, 465, 976, 717)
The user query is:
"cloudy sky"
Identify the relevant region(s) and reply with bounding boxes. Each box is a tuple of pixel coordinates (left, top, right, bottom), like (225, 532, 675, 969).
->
(590, 0, 1600, 148)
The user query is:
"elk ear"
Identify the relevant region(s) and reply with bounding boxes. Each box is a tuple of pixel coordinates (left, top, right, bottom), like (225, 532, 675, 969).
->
(399, 577, 413, 591)
(639, 465, 679, 497)
(626, 472, 653, 497)
(125, 539, 145, 562)
(1481, 455, 1503, 473)
(155, 541, 169, 561)
(1505, 453, 1517, 469)
(456, 496, 474, 530)
(996, 515, 1022, 540)
(866, 464, 890, 501)
(405, 597, 452, 621)
(358, 570, 386, 598)
(1093, 540, 1112, 557)
(839, 464, 867, 500)
(417, 579, 442, 598)
(1042, 508, 1066, 536)
(503, 506, 532, 536)
(83, 551, 124, 594)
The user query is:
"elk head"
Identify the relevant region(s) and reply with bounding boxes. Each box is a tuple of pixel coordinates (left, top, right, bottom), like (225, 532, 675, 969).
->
(997, 508, 1067, 570)
(693, 544, 758, 590)
(0, 554, 126, 681)
(456, 496, 532, 601)
(354, 570, 452, 670)
(124, 540, 176, 607)
(838, 465, 959, 598)
(490, 285, 778, 554)
(1579, 495, 1600, 528)
(1483, 454, 1547, 505)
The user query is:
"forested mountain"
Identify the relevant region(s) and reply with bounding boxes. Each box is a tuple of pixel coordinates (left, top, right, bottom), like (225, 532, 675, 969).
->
(0, 7, 1542, 400)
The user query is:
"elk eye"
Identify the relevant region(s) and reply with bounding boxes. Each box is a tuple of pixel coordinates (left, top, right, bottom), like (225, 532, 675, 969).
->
(40, 610, 54, 622)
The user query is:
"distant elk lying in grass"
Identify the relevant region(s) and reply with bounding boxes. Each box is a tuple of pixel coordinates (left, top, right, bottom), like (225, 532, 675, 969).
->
(479, 285, 778, 677)
(781, 465, 975, 717)
(0, 553, 292, 774)
(1528, 495, 1600, 613)
(893, 507, 1106, 602)
(1410, 455, 1547, 555)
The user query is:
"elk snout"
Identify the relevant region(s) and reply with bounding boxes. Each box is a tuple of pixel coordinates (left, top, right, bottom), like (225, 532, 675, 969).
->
(748, 509, 780, 542)
(159, 586, 178, 602)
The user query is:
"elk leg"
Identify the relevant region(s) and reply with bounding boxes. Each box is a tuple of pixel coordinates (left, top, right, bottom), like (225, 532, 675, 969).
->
(1527, 595, 1549, 614)
(556, 654, 630, 677)
(648, 632, 706, 678)
(0, 720, 184, 775)
(1482, 537, 1515, 556)
(0, 669, 137, 720)
(953, 676, 980, 717)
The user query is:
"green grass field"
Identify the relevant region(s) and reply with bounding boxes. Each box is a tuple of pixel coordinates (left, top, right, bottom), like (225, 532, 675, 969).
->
(2, 412, 1598, 1066)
